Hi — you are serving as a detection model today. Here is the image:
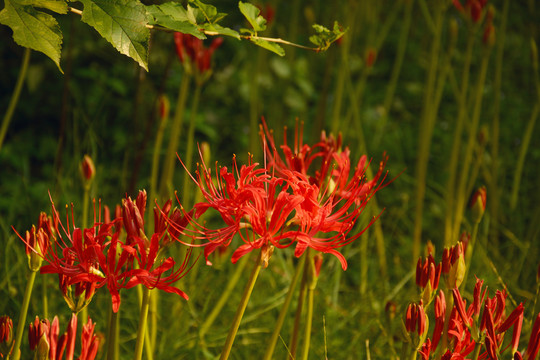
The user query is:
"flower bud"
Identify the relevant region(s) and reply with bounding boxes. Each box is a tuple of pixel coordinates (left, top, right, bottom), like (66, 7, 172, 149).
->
(80, 155, 96, 185)
(0, 316, 13, 358)
(365, 48, 377, 68)
(470, 186, 487, 223)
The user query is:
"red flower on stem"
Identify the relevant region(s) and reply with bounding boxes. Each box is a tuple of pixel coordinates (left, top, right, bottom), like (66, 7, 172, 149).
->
(174, 33, 223, 74)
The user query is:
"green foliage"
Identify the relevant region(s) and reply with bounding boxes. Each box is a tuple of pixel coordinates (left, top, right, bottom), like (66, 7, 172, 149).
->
(79, 0, 150, 70)
(309, 21, 346, 51)
(239, 1, 284, 56)
(0, 0, 65, 71)
(146, 3, 205, 39)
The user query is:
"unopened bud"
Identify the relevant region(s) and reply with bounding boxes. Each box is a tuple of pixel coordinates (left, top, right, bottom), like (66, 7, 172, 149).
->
(36, 333, 49, 360)
(365, 48, 377, 68)
(0, 316, 13, 358)
(159, 95, 170, 120)
(470, 186, 487, 223)
(81, 155, 96, 183)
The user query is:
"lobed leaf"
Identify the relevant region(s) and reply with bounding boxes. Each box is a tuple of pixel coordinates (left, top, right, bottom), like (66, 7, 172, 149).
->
(0, 0, 63, 71)
(17, 0, 67, 14)
(146, 3, 205, 39)
(200, 23, 240, 40)
(309, 21, 346, 51)
(189, 0, 226, 24)
(250, 38, 284, 56)
(79, 0, 150, 70)
(238, 1, 266, 33)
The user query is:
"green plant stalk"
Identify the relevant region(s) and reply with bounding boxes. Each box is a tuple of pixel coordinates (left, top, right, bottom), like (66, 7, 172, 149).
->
(374, 0, 413, 147)
(288, 254, 309, 360)
(262, 253, 306, 360)
(149, 102, 169, 209)
(81, 185, 90, 326)
(510, 102, 539, 210)
(159, 74, 191, 198)
(199, 255, 250, 338)
(451, 50, 491, 243)
(181, 82, 203, 210)
(43, 275, 48, 319)
(444, 30, 476, 246)
(219, 249, 263, 360)
(489, 0, 510, 244)
(133, 287, 152, 360)
(462, 222, 480, 288)
(12, 269, 37, 360)
(300, 281, 315, 360)
(249, 47, 263, 161)
(106, 307, 119, 360)
(470, 342, 482, 360)
(412, 1, 444, 265)
(0, 48, 31, 152)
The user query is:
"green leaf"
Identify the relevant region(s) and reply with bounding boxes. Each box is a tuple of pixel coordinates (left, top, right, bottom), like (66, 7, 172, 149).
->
(0, 0, 63, 71)
(238, 1, 266, 32)
(189, 0, 226, 24)
(250, 38, 284, 56)
(146, 3, 205, 39)
(79, 0, 150, 70)
(309, 21, 346, 51)
(200, 23, 240, 40)
(18, 0, 67, 14)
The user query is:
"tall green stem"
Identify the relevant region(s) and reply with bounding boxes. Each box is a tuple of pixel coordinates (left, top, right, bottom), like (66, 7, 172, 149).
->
(300, 280, 315, 360)
(219, 250, 263, 360)
(181, 82, 203, 210)
(107, 307, 119, 360)
(12, 270, 37, 360)
(133, 287, 152, 360)
(159, 74, 191, 198)
(0, 48, 31, 152)
(288, 254, 309, 360)
(263, 254, 306, 360)
(444, 30, 476, 246)
(412, 1, 444, 265)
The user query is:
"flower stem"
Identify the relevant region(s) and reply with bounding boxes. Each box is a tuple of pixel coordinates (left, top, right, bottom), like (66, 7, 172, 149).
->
(107, 306, 119, 360)
(463, 222, 480, 288)
(262, 254, 306, 360)
(289, 254, 309, 360)
(0, 47, 31, 152)
(300, 279, 315, 360)
(219, 250, 263, 360)
(199, 255, 250, 338)
(181, 81, 203, 210)
(133, 287, 152, 360)
(12, 269, 37, 360)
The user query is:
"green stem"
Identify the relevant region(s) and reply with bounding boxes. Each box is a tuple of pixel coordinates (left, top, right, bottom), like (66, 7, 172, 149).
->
(412, 1, 444, 265)
(463, 222, 480, 288)
(42, 275, 48, 319)
(199, 255, 250, 338)
(181, 82, 203, 210)
(0, 47, 31, 152)
(81, 186, 90, 326)
(288, 255, 309, 360)
(451, 49, 491, 244)
(107, 307, 119, 360)
(510, 102, 539, 209)
(219, 250, 263, 360)
(159, 74, 191, 198)
(470, 342, 482, 360)
(12, 270, 37, 360)
(133, 287, 152, 360)
(444, 30, 476, 246)
(263, 254, 306, 360)
(249, 47, 263, 161)
(300, 281, 315, 360)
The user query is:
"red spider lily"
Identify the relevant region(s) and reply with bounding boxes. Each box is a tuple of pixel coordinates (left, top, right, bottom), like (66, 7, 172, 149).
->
(0, 316, 13, 358)
(79, 318, 99, 360)
(416, 254, 442, 305)
(470, 186, 487, 223)
(404, 302, 429, 349)
(432, 290, 446, 350)
(525, 313, 540, 360)
(174, 33, 223, 74)
(452, 0, 488, 23)
(419, 339, 431, 360)
(442, 241, 466, 289)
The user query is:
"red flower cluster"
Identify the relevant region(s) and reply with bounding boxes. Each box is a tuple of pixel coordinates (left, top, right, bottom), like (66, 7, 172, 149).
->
(452, 0, 488, 23)
(28, 314, 98, 360)
(170, 120, 389, 270)
(17, 191, 193, 313)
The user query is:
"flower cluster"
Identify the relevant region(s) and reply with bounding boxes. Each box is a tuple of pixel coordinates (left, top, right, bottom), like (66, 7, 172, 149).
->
(170, 120, 389, 270)
(174, 33, 223, 76)
(17, 191, 193, 313)
(28, 314, 99, 360)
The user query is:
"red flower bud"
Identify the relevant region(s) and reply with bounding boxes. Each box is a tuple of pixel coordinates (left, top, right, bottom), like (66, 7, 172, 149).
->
(81, 155, 96, 182)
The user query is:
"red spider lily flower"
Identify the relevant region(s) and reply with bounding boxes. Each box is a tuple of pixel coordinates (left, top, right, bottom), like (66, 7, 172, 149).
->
(525, 313, 540, 360)
(80, 155, 95, 183)
(174, 33, 223, 74)
(79, 318, 99, 360)
(416, 254, 442, 305)
(404, 302, 429, 349)
(419, 339, 431, 360)
(122, 190, 147, 244)
(452, 288, 471, 328)
(441, 351, 466, 360)
(442, 241, 466, 289)
(472, 277, 487, 319)
(432, 290, 446, 350)
(0, 315, 13, 358)
(19, 212, 55, 271)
